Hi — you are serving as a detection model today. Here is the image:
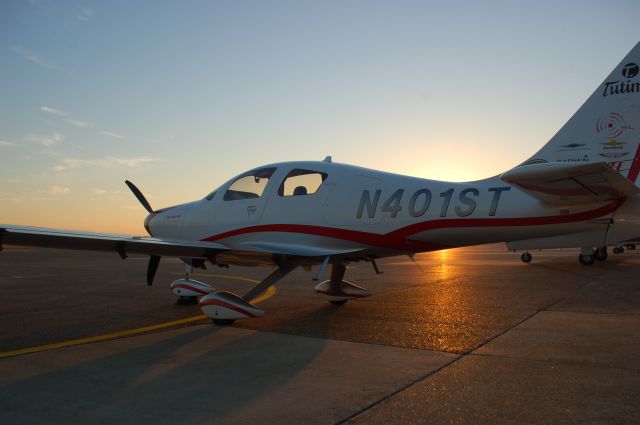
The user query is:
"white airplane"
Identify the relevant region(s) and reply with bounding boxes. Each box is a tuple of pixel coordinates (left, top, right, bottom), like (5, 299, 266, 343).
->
(2, 42, 640, 324)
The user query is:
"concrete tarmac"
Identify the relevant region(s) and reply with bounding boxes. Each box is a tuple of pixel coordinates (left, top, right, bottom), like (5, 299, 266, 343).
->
(0, 246, 639, 424)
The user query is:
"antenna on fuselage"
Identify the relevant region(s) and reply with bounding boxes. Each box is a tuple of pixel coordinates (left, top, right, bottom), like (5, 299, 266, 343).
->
(323, 156, 332, 163)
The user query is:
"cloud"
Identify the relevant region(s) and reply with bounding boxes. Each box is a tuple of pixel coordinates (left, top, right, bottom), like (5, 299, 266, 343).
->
(93, 188, 106, 195)
(100, 131, 126, 140)
(51, 185, 70, 194)
(66, 119, 90, 128)
(114, 157, 158, 167)
(41, 105, 68, 117)
(54, 156, 160, 171)
(40, 185, 70, 195)
(0, 192, 23, 203)
(11, 46, 62, 72)
(27, 132, 64, 146)
(54, 158, 109, 171)
(0, 140, 17, 147)
(41, 106, 92, 128)
(74, 6, 95, 22)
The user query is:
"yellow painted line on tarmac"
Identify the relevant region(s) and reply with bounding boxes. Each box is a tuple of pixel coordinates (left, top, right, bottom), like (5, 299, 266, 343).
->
(0, 315, 209, 359)
(0, 275, 276, 359)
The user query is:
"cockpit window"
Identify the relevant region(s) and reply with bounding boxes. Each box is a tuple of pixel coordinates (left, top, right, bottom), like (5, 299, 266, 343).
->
(223, 167, 276, 201)
(278, 169, 328, 197)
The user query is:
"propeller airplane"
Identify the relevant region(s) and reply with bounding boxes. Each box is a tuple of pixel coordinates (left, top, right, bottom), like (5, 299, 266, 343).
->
(2, 42, 640, 324)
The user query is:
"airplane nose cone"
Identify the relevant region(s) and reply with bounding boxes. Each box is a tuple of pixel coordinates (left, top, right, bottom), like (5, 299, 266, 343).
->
(142, 203, 191, 239)
(144, 212, 157, 236)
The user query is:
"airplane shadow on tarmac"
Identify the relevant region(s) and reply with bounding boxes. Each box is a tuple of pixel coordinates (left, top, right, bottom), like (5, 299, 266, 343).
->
(0, 324, 329, 425)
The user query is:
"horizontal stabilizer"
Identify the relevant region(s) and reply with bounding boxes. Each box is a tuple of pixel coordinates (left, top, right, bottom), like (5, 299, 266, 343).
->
(500, 162, 639, 205)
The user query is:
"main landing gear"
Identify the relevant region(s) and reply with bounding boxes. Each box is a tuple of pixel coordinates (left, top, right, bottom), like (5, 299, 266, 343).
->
(578, 247, 607, 266)
(595, 247, 608, 261)
(520, 252, 532, 263)
(313, 262, 371, 305)
(172, 259, 373, 325)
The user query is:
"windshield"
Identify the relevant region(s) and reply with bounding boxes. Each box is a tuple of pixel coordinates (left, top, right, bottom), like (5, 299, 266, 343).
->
(223, 167, 276, 201)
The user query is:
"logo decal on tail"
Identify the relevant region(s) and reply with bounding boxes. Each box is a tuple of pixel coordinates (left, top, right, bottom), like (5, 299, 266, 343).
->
(600, 139, 627, 149)
(602, 63, 640, 97)
(596, 113, 632, 137)
(622, 62, 639, 79)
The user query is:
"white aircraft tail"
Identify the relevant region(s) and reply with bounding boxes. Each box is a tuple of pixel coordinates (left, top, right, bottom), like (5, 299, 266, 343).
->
(529, 42, 640, 183)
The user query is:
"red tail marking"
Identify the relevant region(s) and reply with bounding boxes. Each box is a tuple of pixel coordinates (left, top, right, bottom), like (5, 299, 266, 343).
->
(627, 144, 640, 183)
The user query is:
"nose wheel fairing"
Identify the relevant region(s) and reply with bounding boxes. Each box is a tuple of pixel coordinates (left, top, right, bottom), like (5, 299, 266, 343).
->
(171, 278, 215, 304)
(200, 291, 265, 321)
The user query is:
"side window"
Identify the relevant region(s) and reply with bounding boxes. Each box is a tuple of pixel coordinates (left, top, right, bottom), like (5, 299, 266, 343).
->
(223, 167, 276, 201)
(278, 169, 328, 197)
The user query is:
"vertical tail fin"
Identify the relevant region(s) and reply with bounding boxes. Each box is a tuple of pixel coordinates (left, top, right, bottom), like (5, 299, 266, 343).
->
(530, 42, 640, 183)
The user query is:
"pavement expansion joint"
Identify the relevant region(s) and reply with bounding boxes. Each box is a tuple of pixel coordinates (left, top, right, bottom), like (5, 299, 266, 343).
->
(468, 352, 640, 372)
(337, 354, 462, 424)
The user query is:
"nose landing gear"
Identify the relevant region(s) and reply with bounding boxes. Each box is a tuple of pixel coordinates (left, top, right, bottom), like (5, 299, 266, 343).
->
(170, 264, 215, 304)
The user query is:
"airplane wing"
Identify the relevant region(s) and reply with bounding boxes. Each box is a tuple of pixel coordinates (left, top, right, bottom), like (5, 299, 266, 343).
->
(0, 225, 366, 266)
(500, 162, 639, 205)
(0, 225, 231, 259)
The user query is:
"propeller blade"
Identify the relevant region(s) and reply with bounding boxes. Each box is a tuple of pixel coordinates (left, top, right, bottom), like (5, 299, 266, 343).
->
(125, 180, 153, 213)
(147, 255, 161, 286)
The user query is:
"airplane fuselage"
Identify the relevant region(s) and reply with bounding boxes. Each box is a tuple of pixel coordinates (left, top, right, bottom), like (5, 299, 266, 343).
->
(146, 161, 629, 261)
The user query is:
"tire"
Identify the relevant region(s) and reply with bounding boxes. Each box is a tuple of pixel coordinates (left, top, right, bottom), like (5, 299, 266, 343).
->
(212, 318, 236, 325)
(330, 300, 348, 306)
(579, 254, 595, 266)
(595, 248, 608, 261)
(613, 247, 624, 254)
(521, 252, 532, 263)
(176, 296, 198, 305)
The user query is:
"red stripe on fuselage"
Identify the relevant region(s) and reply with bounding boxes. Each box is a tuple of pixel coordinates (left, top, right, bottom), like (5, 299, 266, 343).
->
(201, 200, 623, 251)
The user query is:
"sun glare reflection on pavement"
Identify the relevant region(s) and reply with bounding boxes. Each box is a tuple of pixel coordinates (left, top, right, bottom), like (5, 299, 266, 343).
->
(386, 248, 477, 353)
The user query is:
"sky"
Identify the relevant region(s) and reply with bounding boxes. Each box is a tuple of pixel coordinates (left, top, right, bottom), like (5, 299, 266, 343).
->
(1, 0, 639, 234)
